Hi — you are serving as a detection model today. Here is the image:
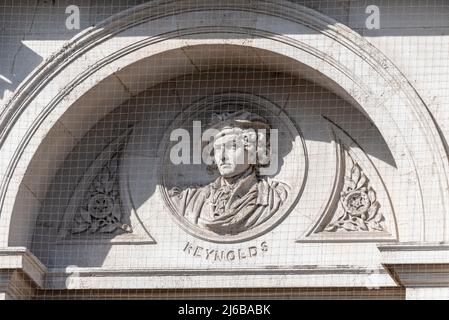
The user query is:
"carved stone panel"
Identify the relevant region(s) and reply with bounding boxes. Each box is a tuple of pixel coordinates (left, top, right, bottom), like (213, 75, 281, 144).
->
(298, 119, 398, 242)
(59, 92, 396, 247)
(70, 146, 132, 235)
(324, 151, 386, 233)
(158, 93, 307, 243)
(57, 129, 155, 244)
(35, 78, 398, 270)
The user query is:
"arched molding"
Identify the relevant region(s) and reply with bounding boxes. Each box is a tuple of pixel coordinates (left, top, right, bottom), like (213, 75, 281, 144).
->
(0, 0, 448, 246)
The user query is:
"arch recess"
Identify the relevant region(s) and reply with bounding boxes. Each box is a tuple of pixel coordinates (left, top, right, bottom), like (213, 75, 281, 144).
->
(0, 0, 448, 247)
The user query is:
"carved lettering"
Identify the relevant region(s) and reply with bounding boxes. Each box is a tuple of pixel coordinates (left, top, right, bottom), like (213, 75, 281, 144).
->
(226, 251, 236, 261)
(205, 249, 215, 260)
(248, 246, 258, 257)
(238, 249, 246, 260)
(184, 242, 194, 254)
(183, 242, 269, 262)
(214, 250, 224, 262)
(194, 246, 204, 257)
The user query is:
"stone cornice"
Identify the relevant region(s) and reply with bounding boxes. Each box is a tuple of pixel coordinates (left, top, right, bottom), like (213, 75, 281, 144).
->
(379, 243, 449, 287)
(0, 247, 47, 289)
(44, 265, 396, 290)
(1, 244, 449, 291)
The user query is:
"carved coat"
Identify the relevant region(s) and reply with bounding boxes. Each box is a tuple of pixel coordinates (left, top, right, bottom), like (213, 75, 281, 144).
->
(169, 170, 289, 235)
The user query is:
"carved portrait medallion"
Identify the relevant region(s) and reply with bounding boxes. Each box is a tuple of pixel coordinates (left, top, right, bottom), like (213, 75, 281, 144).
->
(159, 94, 307, 243)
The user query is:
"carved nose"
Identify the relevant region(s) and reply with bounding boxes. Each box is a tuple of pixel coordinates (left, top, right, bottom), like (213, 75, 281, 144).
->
(219, 145, 226, 161)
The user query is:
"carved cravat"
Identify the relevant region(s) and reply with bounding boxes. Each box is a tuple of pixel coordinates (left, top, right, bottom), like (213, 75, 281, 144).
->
(211, 184, 234, 217)
(209, 170, 254, 218)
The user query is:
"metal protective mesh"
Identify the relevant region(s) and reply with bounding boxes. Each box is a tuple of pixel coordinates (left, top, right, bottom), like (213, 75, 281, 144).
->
(1, 0, 449, 300)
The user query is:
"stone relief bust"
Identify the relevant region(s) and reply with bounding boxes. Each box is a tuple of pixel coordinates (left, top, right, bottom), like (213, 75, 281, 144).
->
(168, 111, 290, 235)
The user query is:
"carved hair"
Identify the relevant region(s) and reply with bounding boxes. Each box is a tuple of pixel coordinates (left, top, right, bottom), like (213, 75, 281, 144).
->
(206, 111, 272, 171)
(208, 111, 271, 131)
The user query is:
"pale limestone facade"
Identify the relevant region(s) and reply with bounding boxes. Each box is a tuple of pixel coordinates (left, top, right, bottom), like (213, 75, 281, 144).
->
(1, 0, 449, 299)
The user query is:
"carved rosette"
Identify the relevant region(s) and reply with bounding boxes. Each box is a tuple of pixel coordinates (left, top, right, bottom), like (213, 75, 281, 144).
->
(71, 147, 132, 235)
(325, 153, 385, 232)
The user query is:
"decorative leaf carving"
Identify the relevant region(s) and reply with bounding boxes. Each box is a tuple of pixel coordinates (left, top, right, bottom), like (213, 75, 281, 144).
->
(368, 188, 376, 203)
(356, 174, 367, 189)
(324, 151, 386, 233)
(345, 178, 357, 191)
(89, 220, 100, 233)
(93, 179, 103, 192)
(342, 222, 357, 231)
(373, 204, 384, 223)
(351, 165, 361, 183)
(99, 222, 119, 233)
(71, 222, 90, 234)
(354, 217, 368, 231)
(367, 201, 380, 221)
(80, 208, 92, 223)
(70, 145, 132, 236)
(325, 224, 338, 232)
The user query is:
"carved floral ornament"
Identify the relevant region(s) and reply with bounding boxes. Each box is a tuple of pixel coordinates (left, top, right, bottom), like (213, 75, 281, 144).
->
(325, 152, 386, 233)
(71, 156, 131, 234)
(68, 138, 132, 237)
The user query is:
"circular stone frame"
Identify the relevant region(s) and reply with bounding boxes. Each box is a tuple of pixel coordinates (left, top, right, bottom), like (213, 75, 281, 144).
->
(158, 93, 307, 243)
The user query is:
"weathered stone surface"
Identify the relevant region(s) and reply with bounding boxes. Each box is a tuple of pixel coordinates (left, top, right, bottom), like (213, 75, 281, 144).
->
(1, 0, 449, 299)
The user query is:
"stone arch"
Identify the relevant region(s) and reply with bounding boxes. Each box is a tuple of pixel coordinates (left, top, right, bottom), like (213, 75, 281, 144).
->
(0, 0, 448, 249)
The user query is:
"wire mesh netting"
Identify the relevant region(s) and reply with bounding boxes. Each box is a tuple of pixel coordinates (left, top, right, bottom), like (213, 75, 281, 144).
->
(1, 0, 449, 300)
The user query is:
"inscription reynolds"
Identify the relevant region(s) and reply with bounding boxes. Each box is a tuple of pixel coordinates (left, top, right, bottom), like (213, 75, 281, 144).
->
(183, 241, 268, 262)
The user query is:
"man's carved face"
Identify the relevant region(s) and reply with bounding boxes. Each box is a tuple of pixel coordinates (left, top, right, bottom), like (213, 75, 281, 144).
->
(213, 128, 251, 178)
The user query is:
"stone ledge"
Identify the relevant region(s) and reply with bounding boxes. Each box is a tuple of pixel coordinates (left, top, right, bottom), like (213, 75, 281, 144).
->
(379, 243, 449, 287)
(44, 265, 397, 290)
(0, 247, 47, 289)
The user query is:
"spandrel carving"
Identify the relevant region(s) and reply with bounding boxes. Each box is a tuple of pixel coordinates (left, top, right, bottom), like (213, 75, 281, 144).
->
(71, 150, 132, 235)
(325, 152, 386, 233)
